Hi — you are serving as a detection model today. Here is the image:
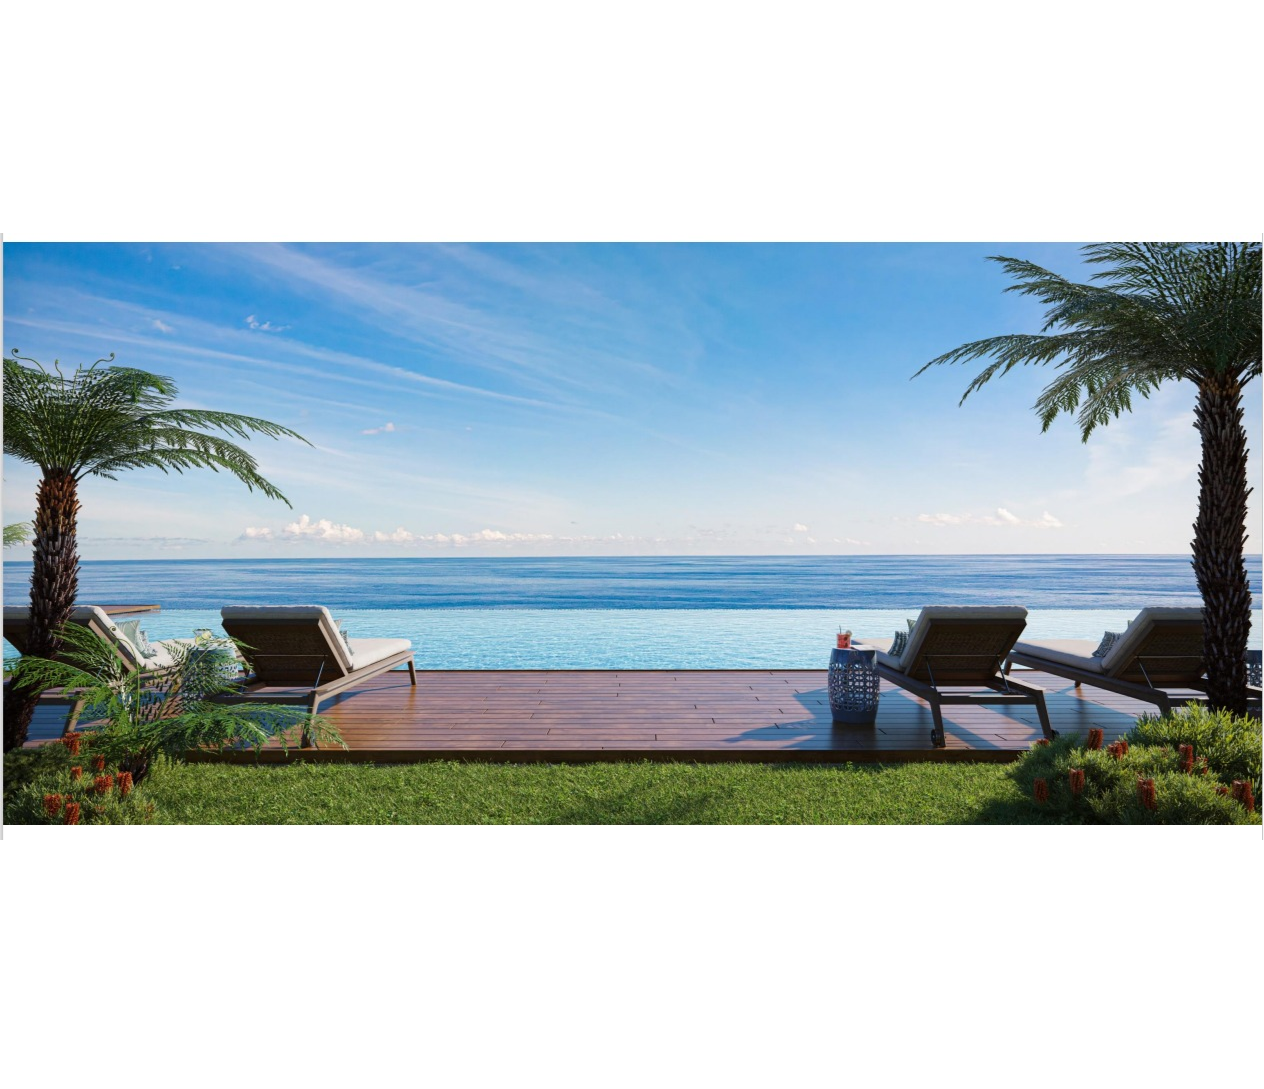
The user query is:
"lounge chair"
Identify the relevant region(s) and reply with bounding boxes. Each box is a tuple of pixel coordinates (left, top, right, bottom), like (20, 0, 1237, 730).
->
(3, 605, 184, 673)
(860, 606, 1053, 747)
(3, 605, 190, 734)
(218, 605, 415, 716)
(1003, 607, 1260, 713)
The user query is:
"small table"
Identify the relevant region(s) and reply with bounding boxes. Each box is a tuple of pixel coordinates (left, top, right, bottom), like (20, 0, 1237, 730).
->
(828, 646, 881, 725)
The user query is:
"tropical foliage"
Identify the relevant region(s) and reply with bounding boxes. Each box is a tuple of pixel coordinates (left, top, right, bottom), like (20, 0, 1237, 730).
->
(4, 522, 32, 547)
(6, 624, 343, 787)
(1128, 703, 1261, 800)
(1010, 710, 1260, 825)
(2, 351, 308, 750)
(918, 243, 1262, 713)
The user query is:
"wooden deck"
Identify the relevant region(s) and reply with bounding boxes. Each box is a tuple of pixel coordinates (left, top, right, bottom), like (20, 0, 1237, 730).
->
(25, 667, 1186, 763)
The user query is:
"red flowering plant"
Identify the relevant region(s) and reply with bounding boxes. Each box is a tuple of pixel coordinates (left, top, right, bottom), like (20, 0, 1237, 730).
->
(1011, 716, 1260, 825)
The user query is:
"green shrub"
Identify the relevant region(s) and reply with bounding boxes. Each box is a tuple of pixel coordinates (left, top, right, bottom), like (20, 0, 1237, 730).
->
(3, 735, 155, 825)
(1127, 705, 1261, 797)
(1085, 769, 1253, 826)
(1009, 733, 1257, 825)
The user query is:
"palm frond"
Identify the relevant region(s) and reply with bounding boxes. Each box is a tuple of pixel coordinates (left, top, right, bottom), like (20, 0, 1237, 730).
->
(3, 521, 32, 547)
(917, 243, 1262, 438)
(140, 409, 311, 444)
(4, 351, 307, 506)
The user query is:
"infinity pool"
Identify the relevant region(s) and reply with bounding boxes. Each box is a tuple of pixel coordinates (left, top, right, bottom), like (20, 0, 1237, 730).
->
(10, 608, 1257, 670)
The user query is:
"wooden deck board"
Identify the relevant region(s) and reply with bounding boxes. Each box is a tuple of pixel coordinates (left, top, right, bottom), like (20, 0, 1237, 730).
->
(144, 666, 1164, 764)
(21, 666, 1170, 762)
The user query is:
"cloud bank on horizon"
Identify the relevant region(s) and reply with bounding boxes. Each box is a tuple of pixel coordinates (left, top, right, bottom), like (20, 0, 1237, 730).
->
(2, 242, 1257, 559)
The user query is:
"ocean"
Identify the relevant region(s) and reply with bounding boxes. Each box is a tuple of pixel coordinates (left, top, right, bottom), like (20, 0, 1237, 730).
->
(3, 555, 1261, 669)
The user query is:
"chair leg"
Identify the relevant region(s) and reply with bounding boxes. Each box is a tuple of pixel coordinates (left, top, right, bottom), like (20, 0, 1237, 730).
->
(408, 656, 417, 685)
(1034, 692, 1056, 740)
(300, 693, 322, 749)
(930, 701, 946, 748)
(63, 698, 87, 736)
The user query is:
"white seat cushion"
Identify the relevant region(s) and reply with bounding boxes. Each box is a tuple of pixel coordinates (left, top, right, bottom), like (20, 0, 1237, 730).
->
(853, 636, 902, 669)
(347, 637, 412, 671)
(1010, 638, 1105, 674)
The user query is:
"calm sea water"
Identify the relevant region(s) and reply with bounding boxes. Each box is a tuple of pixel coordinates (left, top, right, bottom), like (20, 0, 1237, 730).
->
(4, 555, 1261, 667)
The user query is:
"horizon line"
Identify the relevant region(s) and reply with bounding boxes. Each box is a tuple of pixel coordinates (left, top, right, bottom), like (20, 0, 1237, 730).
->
(2, 551, 1250, 565)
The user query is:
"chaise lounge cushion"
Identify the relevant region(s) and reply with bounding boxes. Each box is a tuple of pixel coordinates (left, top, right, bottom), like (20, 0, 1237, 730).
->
(347, 637, 413, 671)
(3, 604, 181, 670)
(1009, 638, 1105, 673)
(853, 635, 903, 669)
(1011, 609, 1206, 679)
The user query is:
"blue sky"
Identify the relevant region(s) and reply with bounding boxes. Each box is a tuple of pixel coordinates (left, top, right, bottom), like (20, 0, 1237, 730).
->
(3, 242, 1258, 559)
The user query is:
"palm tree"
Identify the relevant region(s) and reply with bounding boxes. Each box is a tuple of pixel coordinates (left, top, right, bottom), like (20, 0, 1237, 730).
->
(917, 242, 1261, 714)
(3, 350, 310, 750)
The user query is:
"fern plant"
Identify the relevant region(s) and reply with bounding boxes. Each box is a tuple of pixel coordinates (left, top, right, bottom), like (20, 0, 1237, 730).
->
(7, 625, 344, 782)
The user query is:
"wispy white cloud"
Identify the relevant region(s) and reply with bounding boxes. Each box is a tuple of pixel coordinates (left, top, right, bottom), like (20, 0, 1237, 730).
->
(151, 318, 173, 333)
(1085, 409, 1199, 497)
(7, 309, 615, 421)
(84, 535, 209, 550)
(239, 517, 679, 550)
(361, 422, 396, 435)
(916, 507, 1062, 529)
(793, 523, 809, 533)
(233, 243, 676, 397)
(245, 314, 290, 333)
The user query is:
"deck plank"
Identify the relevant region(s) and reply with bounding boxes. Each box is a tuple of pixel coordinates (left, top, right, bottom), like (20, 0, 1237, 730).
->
(158, 667, 1163, 764)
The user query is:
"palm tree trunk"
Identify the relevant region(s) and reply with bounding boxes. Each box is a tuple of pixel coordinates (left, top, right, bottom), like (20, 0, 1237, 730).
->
(1191, 375, 1253, 715)
(2, 471, 81, 751)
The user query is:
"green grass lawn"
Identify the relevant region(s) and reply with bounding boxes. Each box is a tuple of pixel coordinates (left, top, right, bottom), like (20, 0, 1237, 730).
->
(136, 759, 1038, 824)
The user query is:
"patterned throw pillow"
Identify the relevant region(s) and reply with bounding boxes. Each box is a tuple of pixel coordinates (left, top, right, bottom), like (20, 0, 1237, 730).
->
(1092, 630, 1122, 658)
(116, 619, 160, 659)
(889, 618, 917, 658)
(335, 619, 354, 657)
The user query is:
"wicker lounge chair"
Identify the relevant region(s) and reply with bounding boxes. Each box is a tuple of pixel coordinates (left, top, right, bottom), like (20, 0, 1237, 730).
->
(3, 605, 183, 673)
(860, 606, 1053, 747)
(3, 605, 189, 734)
(218, 605, 416, 716)
(1003, 607, 1260, 713)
